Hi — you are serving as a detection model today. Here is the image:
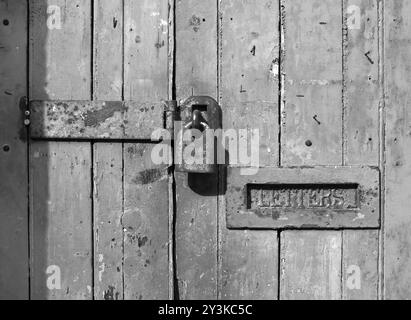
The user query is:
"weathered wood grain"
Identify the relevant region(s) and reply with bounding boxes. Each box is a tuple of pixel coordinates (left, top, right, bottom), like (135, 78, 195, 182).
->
(342, 230, 379, 300)
(219, 0, 280, 300)
(123, 144, 169, 299)
(123, 0, 170, 300)
(282, 0, 342, 165)
(29, 0, 91, 100)
(93, 0, 124, 300)
(280, 231, 342, 300)
(280, 0, 344, 300)
(175, 0, 217, 98)
(124, 0, 169, 102)
(0, 0, 29, 299)
(220, 0, 279, 167)
(221, 230, 278, 300)
(175, 173, 218, 300)
(30, 143, 92, 299)
(343, 0, 380, 300)
(29, 0, 93, 299)
(344, 0, 380, 165)
(175, 0, 218, 299)
(30, 100, 165, 140)
(94, 0, 123, 100)
(384, 0, 411, 299)
(93, 144, 123, 300)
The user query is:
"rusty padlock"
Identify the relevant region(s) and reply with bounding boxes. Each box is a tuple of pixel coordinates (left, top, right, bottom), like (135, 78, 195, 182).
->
(175, 96, 222, 173)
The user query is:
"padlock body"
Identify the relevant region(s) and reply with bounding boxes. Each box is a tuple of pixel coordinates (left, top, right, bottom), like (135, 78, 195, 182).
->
(175, 96, 222, 174)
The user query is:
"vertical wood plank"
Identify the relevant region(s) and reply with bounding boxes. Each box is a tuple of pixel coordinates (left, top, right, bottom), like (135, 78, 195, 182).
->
(124, 0, 168, 101)
(220, 0, 279, 167)
(30, 0, 91, 100)
(282, 0, 342, 165)
(123, 0, 170, 299)
(219, 0, 279, 300)
(93, 0, 124, 300)
(30, 143, 92, 299)
(94, 0, 123, 99)
(342, 230, 379, 300)
(123, 144, 169, 300)
(280, 231, 342, 300)
(175, 0, 218, 300)
(384, 0, 411, 299)
(344, 0, 379, 165)
(343, 0, 380, 300)
(29, 0, 92, 299)
(281, 0, 344, 300)
(93, 144, 123, 300)
(0, 0, 28, 299)
(175, 0, 217, 98)
(221, 231, 278, 300)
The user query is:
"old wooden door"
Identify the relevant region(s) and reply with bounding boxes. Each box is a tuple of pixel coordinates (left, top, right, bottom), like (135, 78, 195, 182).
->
(2, 0, 411, 300)
(29, 0, 172, 299)
(174, 0, 382, 300)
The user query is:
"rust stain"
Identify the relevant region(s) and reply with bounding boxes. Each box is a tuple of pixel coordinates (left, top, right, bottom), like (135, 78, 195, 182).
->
(104, 285, 120, 300)
(84, 102, 125, 127)
(132, 168, 166, 185)
(189, 15, 201, 32)
(127, 145, 145, 157)
(138, 235, 148, 247)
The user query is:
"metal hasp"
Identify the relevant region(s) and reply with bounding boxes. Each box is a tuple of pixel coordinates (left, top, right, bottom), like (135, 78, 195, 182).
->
(175, 96, 222, 174)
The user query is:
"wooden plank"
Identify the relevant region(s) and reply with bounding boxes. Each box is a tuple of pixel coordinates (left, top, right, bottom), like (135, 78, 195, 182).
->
(124, 0, 169, 101)
(30, 143, 92, 299)
(175, 174, 218, 299)
(281, 0, 344, 300)
(220, 0, 280, 167)
(123, 144, 169, 299)
(280, 231, 342, 300)
(221, 230, 278, 300)
(384, 0, 411, 299)
(93, 0, 123, 300)
(29, 0, 91, 100)
(123, 0, 170, 300)
(93, 0, 123, 100)
(219, 0, 280, 299)
(93, 144, 123, 300)
(29, 0, 92, 299)
(342, 0, 380, 300)
(342, 230, 378, 300)
(0, 0, 29, 299)
(30, 100, 165, 140)
(344, 0, 379, 165)
(175, 0, 218, 299)
(175, 0, 217, 98)
(282, 0, 342, 165)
